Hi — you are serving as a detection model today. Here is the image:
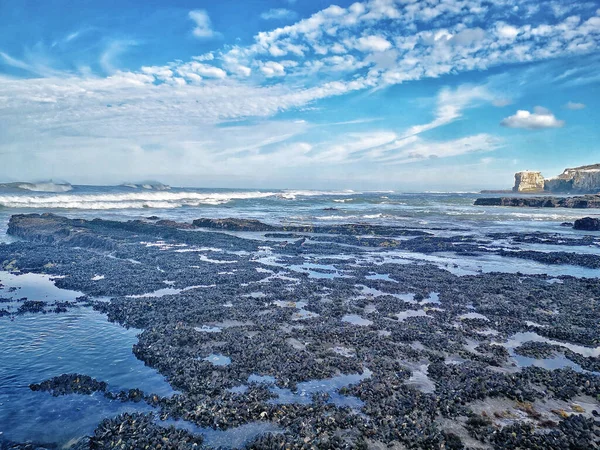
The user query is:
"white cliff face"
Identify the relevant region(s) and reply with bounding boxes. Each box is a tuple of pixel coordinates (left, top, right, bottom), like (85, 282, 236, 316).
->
(510, 164, 600, 194)
(544, 164, 600, 193)
(513, 171, 544, 192)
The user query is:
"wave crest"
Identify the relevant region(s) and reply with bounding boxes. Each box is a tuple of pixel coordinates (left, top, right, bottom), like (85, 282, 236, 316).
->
(0, 181, 73, 193)
(0, 189, 356, 210)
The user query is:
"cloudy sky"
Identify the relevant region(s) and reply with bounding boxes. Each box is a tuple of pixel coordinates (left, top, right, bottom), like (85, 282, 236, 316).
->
(0, 0, 599, 190)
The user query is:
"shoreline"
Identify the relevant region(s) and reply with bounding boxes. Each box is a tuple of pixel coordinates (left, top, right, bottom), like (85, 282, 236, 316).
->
(475, 194, 600, 208)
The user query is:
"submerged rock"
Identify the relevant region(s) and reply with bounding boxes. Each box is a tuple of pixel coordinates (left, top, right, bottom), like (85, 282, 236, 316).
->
(29, 374, 107, 396)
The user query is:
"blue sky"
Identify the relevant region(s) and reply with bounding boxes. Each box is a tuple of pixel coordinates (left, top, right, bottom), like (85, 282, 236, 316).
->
(0, 0, 599, 190)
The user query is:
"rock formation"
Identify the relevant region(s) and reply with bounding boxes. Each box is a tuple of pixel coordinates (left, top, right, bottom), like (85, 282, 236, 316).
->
(474, 195, 600, 208)
(544, 164, 600, 193)
(573, 217, 600, 231)
(510, 164, 600, 194)
(513, 171, 545, 192)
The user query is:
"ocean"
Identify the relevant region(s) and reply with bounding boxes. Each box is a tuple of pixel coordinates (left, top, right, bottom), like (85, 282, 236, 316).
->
(0, 183, 594, 241)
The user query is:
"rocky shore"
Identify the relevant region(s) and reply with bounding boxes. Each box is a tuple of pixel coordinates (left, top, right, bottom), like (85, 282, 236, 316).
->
(1, 213, 599, 449)
(474, 194, 600, 208)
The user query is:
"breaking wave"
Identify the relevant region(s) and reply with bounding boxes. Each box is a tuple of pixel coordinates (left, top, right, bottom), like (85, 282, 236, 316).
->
(279, 189, 355, 200)
(120, 182, 171, 191)
(315, 213, 393, 221)
(0, 189, 355, 210)
(0, 181, 73, 193)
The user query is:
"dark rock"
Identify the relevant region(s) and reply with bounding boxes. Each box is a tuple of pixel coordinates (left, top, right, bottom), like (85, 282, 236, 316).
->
(474, 195, 600, 208)
(192, 217, 277, 232)
(89, 413, 205, 449)
(29, 374, 107, 396)
(192, 217, 431, 236)
(17, 300, 46, 314)
(154, 220, 196, 229)
(573, 217, 600, 231)
(7, 213, 115, 250)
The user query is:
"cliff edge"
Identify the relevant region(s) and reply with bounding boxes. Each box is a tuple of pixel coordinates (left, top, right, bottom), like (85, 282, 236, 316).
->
(511, 164, 600, 194)
(544, 164, 600, 193)
(513, 171, 544, 192)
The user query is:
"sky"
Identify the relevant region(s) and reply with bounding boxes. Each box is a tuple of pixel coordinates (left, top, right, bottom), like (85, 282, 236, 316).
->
(0, 0, 599, 190)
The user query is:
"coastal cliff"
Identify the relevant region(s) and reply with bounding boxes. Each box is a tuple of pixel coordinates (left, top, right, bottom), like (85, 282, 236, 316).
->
(544, 164, 600, 193)
(513, 171, 544, 192)
(511, 164, 600, 194)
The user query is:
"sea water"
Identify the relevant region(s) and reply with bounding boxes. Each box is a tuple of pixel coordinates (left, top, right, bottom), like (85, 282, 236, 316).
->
(0, 272, 174, 446)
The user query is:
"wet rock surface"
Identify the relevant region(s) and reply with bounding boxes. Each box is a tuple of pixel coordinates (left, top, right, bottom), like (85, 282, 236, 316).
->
(574, 217, 600, 231)
(192, 217, 431, 236)
(89, 413, 206, 449)
(1, 214, 599, 449)
(474, 194, 600, 208)
(30, 374, 108, 396)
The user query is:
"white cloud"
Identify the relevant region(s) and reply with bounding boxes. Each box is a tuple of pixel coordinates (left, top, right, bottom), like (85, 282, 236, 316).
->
(228, 0, 600, 88)
(260, 8, 297, 20)
(259, 61, 287, 77)
(496, 23, 520, 39)
(354, 35, 393, 52)
(313, 131, 398, 163)
(401, 84, 497, 138)
(180, 62, 227, 79)
(382, 134, 502, 164)
(449, 28, 486, 46)
(0, 51, 37, 72)
(99, 40, 138, 74)
(500, 107, 565, 129)
(565, 101, 586, 110)
(310, 131, 501, 165)
(188, 10, 218, 39)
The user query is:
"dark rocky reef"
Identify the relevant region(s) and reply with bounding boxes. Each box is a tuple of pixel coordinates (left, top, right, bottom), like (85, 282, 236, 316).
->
(3, 213, 600, 449)
(8, 214, 115, 250)
(29, 374, 107, 396)
(192, 218, 278, 232)
(474, 195, 600, 208)
(192, 217, 431, 236)
(89, 413, 206, 449)
(574, 217, 600, 231)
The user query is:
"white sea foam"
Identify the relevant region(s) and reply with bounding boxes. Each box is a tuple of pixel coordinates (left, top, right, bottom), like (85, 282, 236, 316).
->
(120, 182, 171, 191)
(0, 189, 355, 210)
(315, 213, 391, 221)
(279, 189, 356, 200)
(0, 181, 73, 193)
